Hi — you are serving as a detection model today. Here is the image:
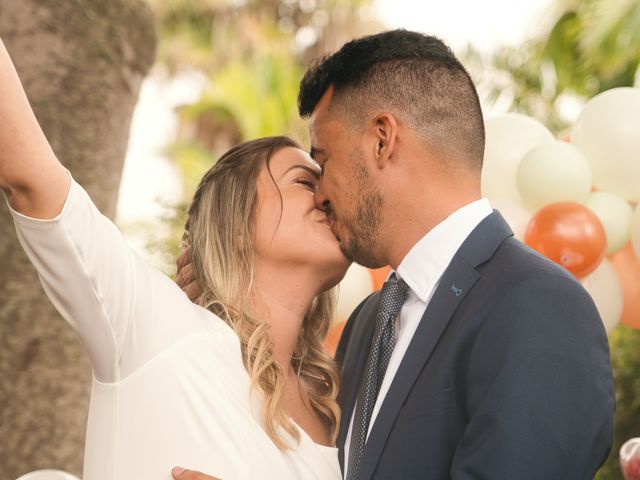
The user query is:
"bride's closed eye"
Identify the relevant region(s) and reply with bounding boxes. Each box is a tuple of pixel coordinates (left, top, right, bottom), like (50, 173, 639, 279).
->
(295, 177, 318, 191)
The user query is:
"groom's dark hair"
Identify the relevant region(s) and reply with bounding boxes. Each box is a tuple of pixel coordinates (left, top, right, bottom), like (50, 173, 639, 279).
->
(298, 29, 485, 171)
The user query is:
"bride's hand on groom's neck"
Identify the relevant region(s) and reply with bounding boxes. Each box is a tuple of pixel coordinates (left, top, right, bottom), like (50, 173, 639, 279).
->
(176, 247, 203, 302)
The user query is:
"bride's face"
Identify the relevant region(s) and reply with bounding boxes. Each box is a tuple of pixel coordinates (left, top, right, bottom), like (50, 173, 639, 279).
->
(252, 147, 350, 290)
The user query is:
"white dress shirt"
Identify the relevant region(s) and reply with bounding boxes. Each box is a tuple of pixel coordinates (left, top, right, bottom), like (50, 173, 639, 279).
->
(343, 198, 493, 476)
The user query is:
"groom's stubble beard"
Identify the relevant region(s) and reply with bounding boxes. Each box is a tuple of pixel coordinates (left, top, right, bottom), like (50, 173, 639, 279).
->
(336, 148, 385, 268)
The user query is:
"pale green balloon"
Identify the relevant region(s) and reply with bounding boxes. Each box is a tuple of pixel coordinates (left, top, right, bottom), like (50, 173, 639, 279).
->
(632, 205, 640, 260)
(481, 113, 554, 202)
(586, 191, 633, 254)
(516, 140, 592, 212)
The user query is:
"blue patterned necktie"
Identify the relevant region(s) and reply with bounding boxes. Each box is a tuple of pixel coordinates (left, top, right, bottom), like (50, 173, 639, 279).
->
(347, 273, 409, 480)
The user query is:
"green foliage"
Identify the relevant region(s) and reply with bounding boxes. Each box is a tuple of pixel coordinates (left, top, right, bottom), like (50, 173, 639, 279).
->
(596, 326, 640, 479)
(474, 0, 640, 133)
(204, 52, 305, 139)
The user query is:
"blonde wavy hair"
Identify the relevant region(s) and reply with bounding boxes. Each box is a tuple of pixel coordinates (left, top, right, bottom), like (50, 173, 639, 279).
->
(185, 136, 341, 449)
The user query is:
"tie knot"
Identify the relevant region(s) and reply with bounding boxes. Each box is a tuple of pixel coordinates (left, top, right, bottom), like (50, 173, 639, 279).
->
(377, 273, 408, 324)
(381, 273, 408, 301)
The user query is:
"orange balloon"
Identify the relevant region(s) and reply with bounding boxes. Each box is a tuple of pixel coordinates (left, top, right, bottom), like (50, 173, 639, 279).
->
(369, 266, 391, 291)
(525, 202, 607, 278)
(324, 320, 346, 357)
(609, 244, 640, 329)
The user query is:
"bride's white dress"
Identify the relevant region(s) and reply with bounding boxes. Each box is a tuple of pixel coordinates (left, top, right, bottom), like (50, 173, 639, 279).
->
(9, 174, 341, 480)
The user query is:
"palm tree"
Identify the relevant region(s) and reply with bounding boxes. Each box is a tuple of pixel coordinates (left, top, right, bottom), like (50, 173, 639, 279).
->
(471, 0, 640, 133)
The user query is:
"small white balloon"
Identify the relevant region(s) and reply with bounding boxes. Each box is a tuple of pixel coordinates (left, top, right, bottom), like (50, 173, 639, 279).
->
(572, 87, 640, 202)
(490, 198, 532, 240)
(632, 204, 640, 260)
(482, 113, 554, 202)
(516, 140, 592, 212)
(581, 258, 623, 334)
(586, 191, 633, 254)
(16, 471, 80, 480)
(336, 264, 374, 320)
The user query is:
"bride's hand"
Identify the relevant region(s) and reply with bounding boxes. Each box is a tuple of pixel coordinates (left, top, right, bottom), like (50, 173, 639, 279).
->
(172, 467, 221, 480)
(176, 246, 203, 302)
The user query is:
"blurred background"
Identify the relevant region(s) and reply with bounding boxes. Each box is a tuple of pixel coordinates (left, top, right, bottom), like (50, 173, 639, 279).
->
(1, 0, 639, 478)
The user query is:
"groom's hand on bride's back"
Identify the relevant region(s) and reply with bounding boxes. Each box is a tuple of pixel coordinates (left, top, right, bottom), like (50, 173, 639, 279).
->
(176, 247, 203, 302)
(172, 467, 220, 480)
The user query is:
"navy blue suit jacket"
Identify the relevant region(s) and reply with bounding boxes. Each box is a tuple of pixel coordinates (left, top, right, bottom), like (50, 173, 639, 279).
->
(336, 211, 614, 479)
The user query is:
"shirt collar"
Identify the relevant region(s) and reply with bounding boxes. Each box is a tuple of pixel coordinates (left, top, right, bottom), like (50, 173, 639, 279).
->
(395, 198, 493, 303)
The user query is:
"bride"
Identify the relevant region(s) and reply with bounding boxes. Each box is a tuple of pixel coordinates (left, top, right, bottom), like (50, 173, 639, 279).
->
(1, 39, 350, 479)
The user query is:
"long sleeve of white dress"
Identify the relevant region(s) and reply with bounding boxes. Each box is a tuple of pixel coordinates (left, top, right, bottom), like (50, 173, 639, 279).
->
(9, 174, 212, 382)
(8, 175, 341, 480)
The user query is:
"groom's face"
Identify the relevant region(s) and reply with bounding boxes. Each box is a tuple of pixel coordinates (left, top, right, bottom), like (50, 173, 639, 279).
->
(308, 88, 387, 268)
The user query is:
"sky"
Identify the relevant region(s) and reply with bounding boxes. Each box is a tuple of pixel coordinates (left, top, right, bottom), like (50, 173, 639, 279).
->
(374, 0, 554, 53)
(116, 0, 555, 258)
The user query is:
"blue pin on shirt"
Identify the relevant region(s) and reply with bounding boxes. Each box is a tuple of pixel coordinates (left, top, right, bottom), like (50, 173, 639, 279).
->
(451, 284, 463, 296)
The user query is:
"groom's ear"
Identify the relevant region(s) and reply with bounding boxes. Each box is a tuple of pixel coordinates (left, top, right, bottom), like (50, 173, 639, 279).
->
(371, 112, 397, 170)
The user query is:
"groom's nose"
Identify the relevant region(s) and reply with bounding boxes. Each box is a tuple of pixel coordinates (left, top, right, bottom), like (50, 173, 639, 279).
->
(314, 184, 329, 212)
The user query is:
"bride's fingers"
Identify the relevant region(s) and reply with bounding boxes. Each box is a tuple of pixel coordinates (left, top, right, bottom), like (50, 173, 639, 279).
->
(176, 262, 194, 288)
(176, 246, 191, 270)
(172, 466, 221, 479)
(184, 281, 203, 302)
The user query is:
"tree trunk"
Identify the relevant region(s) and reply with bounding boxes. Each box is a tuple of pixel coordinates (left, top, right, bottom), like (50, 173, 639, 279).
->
(0, 1, 156, 477)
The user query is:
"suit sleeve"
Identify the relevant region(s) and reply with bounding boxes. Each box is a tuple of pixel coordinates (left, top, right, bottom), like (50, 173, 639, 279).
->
(450, 273, 615, 479)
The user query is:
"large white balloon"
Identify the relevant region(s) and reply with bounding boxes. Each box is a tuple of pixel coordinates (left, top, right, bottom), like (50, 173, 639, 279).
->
(632, 204, 640, 260)
(489, 198, 532, 240)
(482, 113, 554, 202)
(516, 141, 592, 212)
(581, 258, 623, 334)
(336, 264, 373, 320)
(572, 87, 640, 202)
(586, 191, 633, 254)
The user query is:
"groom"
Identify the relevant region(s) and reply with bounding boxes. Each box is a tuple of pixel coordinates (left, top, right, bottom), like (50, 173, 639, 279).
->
(174, 30, 614, 479)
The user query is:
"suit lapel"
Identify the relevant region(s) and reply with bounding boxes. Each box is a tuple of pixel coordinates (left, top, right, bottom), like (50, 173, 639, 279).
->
(337, 293, 381, 467)
(356, 211, 514, 479)
(356, 256, 479, 479)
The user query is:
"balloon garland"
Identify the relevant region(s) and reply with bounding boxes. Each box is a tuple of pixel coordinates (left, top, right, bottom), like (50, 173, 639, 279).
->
(483, 87, 640, 333)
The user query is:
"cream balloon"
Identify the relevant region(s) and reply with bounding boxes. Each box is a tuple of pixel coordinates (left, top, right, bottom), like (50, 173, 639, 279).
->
(482, 113, 554, 202)
(516, 141, 592, 212)
(581, 258, 623, 334)
(586, 191, 633, 254)
(489, 198, 531, 240)
(572, 87, 640, 202)
(336, 263, 374, 320)
(632, 204, 640, 260)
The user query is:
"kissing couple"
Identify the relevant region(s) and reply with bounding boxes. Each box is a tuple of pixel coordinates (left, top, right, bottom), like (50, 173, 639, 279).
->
(1, 29, 614, 480)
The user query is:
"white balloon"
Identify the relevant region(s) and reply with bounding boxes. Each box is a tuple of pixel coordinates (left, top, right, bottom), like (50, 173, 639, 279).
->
(586, 191, 633, 254)
(632, 204, 640, 260)
(16, 471, 80, 480)
(572, 87, 640, 202)
(482, 113, 554, 202)
(581, 258, 623, 334)
(336, 264, 373, 320)
(489, 198, 532, 241)
(516, 141, 592, 212)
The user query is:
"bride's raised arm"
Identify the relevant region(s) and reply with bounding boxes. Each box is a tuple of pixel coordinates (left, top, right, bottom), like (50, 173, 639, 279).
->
(0, 38, 199, 385)
(0, 38, 70, 218)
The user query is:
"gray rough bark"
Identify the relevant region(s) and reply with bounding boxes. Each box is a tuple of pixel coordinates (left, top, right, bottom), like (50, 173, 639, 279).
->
(0, 1, 156, 477)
